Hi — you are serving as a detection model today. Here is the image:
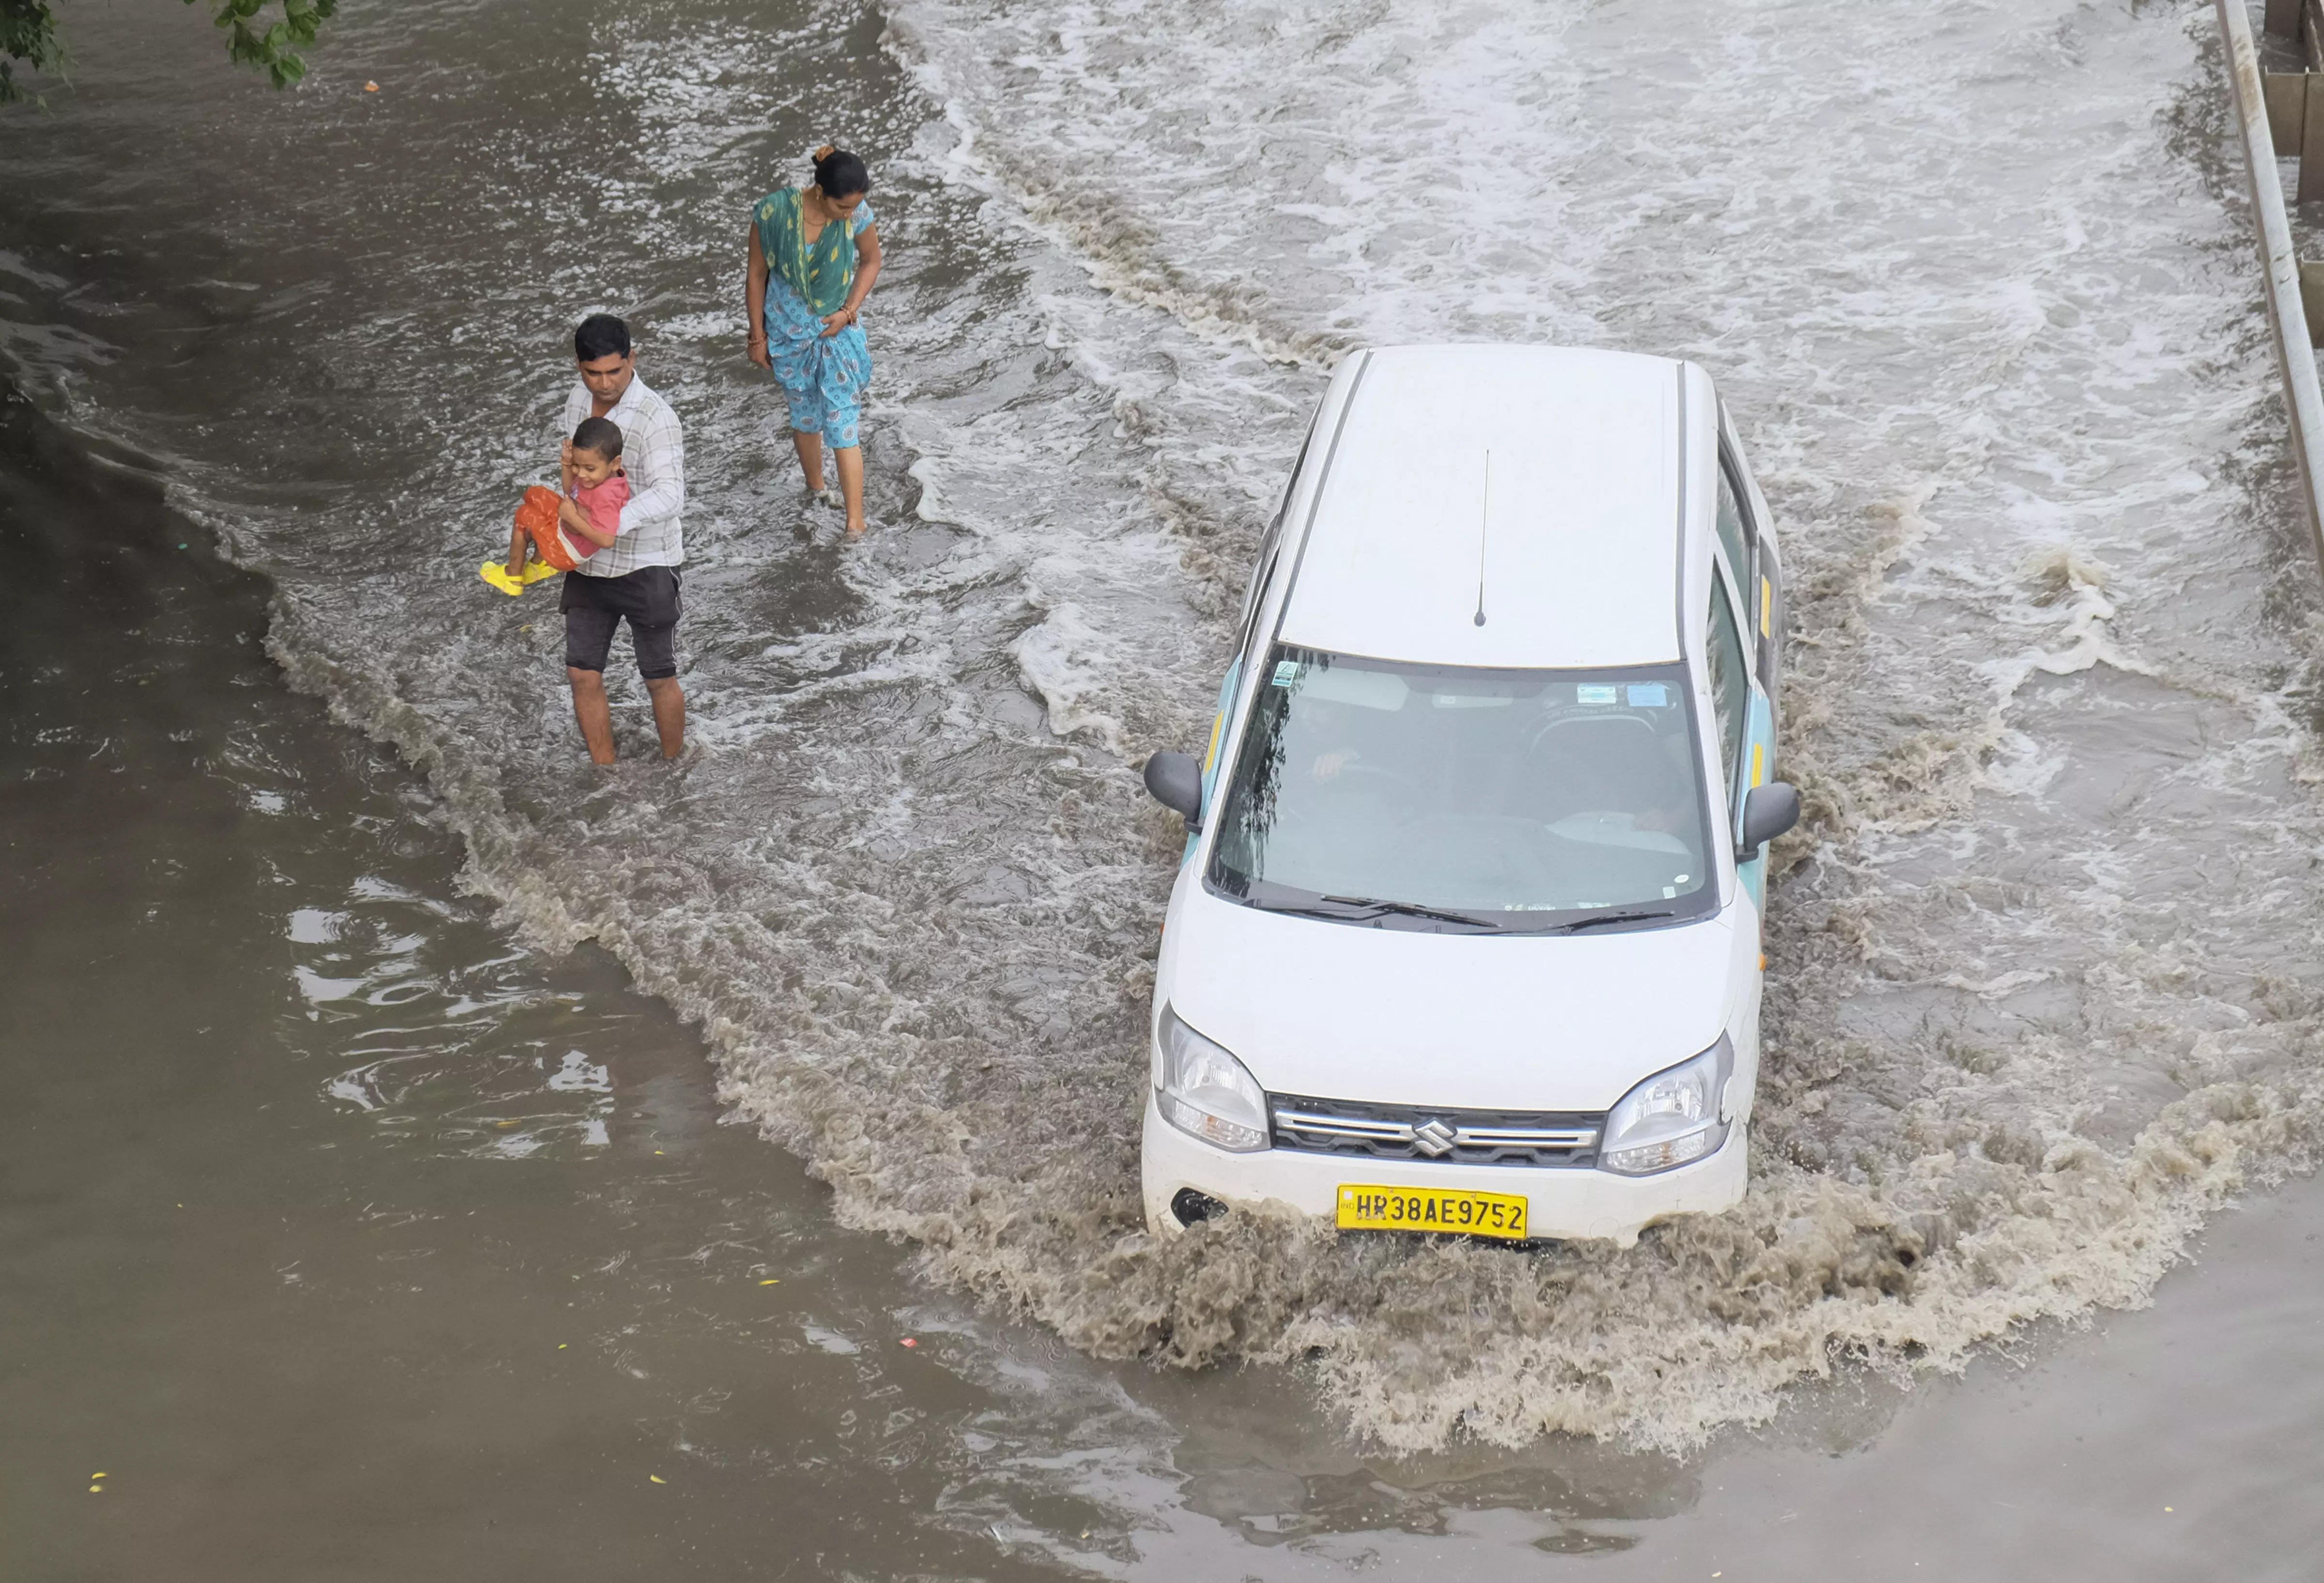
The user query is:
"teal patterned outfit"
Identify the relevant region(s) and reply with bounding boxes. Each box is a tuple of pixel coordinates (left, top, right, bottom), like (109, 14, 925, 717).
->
(753, 186, 876, 448)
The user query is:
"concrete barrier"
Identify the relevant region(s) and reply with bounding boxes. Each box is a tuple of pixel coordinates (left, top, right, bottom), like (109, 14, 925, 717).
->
(2217, 0, 2324, 566)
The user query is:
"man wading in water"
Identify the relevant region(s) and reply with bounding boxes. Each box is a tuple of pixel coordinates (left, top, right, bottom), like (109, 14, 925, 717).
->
(556, 313, 687, 762)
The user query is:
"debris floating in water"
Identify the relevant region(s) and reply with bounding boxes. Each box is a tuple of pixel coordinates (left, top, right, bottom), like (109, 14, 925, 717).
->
(364, 81, 379, 92)
(899, 1337, 917, 1348)
(648, 1475, 666, 1485)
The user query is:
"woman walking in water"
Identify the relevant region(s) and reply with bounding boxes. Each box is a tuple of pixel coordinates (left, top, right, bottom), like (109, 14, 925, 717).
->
(748, 145, 883, 536)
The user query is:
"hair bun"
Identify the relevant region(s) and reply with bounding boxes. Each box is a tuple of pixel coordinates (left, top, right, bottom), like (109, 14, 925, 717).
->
(813, 144, 836, 161)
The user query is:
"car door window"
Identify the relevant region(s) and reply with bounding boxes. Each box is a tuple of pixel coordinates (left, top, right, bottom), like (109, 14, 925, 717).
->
(1705, 569, 1750, 806)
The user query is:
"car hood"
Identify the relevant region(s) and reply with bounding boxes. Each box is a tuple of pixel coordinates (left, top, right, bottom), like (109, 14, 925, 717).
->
(1162, 887, 1738, 1112)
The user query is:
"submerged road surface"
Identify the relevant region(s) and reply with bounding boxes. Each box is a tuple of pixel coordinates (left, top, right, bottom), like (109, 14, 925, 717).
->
(6, 0, 2324, 1573)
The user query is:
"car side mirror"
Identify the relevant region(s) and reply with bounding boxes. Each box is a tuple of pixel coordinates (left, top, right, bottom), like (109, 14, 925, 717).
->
(1739, 781, 1800, 859)
(1143, 751, 1204, 827)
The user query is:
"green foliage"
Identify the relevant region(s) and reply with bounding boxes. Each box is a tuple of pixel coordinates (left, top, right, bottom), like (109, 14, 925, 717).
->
(0, 0, 337, 105)
(0, 0, 65, 106)
(191, 0, 339, 90)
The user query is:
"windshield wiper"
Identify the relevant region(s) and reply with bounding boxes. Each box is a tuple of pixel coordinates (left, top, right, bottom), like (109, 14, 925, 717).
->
(1248, 892, 1675, 934)
(1310, 895, 1503, 930)
(1545, 909, 1678, 934)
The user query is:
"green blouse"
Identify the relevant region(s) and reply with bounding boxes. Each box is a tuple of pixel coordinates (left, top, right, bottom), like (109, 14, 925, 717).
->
(754, 187, 873, 317)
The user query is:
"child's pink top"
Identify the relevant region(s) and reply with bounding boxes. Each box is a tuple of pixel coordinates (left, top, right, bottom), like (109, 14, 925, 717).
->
(564, 472, 630, 560)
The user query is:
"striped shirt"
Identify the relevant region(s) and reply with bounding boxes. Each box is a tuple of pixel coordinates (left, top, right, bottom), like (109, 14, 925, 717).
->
(558, 374, 684, 576)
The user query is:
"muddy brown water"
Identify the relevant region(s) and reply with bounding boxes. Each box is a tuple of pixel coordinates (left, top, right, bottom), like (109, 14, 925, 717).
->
(9, 0, 2324, 1575)
(9, 376, 2324, 1577)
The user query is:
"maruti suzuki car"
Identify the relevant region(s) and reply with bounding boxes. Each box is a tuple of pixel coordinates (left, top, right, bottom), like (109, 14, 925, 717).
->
(1139, 344, 1795, 1246)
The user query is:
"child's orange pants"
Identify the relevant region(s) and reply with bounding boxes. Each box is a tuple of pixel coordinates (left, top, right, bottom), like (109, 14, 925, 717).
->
(515, 486, 577, 572)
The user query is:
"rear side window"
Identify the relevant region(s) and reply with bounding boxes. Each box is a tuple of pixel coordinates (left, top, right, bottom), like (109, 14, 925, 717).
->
(1237, 419, 1319, 653)
(1236, 541, 1280, 658)
(1714, 457, 1753, 589)
(1705, 574, 1750, 803)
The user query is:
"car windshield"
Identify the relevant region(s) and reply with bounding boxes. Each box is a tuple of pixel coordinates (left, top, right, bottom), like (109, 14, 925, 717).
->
(1206, 646, 1716, 931)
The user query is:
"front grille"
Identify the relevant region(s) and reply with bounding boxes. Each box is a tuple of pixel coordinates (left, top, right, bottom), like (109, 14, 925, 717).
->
(1269, 1093, 1603, 1168)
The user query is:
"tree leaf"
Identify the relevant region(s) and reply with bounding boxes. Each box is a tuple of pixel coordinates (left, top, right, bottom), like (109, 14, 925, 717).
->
(5, 0, 335, 102)
(0, 0, 65, 104)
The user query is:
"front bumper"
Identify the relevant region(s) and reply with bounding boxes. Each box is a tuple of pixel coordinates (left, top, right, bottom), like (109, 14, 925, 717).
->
(1140, 1093, 1747, 1247)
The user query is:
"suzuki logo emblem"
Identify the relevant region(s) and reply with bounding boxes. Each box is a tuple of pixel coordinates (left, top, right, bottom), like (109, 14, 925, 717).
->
(1412, 1119, 1458, 1157)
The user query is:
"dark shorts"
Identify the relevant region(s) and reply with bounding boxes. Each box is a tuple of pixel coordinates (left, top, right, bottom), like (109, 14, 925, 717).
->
(561, 565, 682, 680)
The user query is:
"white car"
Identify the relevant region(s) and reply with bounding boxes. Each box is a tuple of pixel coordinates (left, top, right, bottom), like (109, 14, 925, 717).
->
(1139, 344, 1795, 1247)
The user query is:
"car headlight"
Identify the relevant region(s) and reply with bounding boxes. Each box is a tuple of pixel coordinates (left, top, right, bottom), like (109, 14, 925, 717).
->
(1154, 1005, 1270, 1153)
(1599, 1036, 1732, 1176)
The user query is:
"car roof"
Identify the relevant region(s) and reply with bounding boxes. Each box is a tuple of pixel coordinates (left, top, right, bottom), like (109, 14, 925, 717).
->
(1276, 344, 1688, 670)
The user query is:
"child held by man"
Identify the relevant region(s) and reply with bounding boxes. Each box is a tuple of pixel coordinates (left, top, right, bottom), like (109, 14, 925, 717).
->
(481, 416, 630, 594)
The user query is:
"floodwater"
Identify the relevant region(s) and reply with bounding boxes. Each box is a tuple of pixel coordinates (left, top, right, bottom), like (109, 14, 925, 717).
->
(6, 0, 2324, 1573)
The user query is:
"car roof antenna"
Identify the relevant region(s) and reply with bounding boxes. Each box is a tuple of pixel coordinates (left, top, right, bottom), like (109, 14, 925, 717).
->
(1473, 450, 1490, 627)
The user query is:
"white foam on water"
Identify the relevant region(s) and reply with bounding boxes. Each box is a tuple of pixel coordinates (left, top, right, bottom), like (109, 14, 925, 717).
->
(871, 0, 2324, 1450)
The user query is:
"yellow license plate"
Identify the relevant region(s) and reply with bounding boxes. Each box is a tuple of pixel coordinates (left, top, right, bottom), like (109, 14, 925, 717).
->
(1336, 1184, 1529, 1241)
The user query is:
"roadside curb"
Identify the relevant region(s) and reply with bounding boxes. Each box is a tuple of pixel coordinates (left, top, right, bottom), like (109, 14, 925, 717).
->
(2216, 0, 2324, 569)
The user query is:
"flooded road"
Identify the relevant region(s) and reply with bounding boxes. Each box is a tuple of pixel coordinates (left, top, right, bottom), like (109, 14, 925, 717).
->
(13, 374, 2324, 1579)
(11, 378, 2324, 1576)
(8, 0, 2324, 1572)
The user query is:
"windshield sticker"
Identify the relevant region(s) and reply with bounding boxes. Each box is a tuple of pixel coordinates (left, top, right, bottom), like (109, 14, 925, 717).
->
(1575, 685, 1618, 706)
(1271, 659, 1301, 688)
(1627, 683, 1670, 707)
(1300, 666, 1411, 711)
